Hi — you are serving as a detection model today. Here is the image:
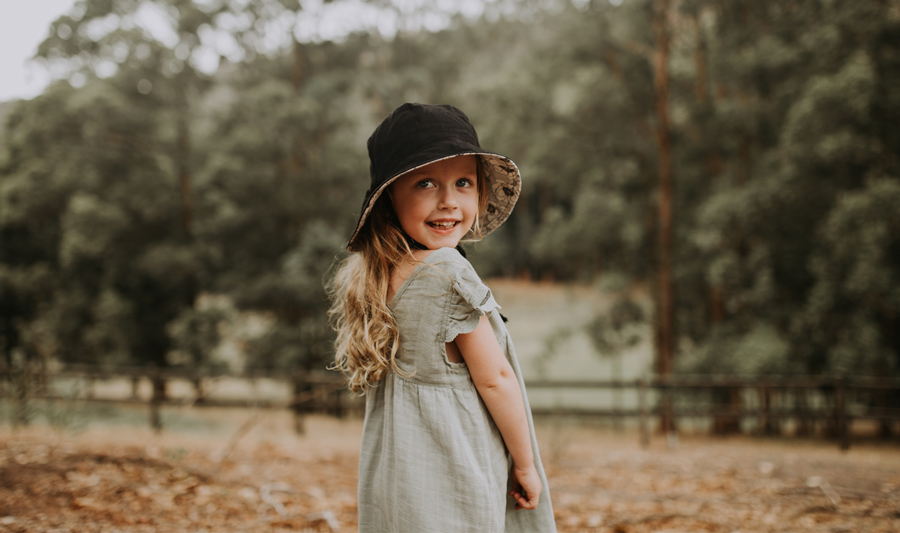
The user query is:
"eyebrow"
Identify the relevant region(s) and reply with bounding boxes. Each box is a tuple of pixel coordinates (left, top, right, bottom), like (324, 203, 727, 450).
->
(406, 170, 476, 180)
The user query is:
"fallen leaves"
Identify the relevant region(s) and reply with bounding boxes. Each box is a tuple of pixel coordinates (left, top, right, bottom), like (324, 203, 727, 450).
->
(1, 418, 899, 533)
(0, 425, 357, 532)
(542, 426, 900, 532)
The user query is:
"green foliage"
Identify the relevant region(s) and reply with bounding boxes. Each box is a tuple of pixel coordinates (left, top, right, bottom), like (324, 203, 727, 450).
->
(670, 0, 900, 376)
(167, 305, 229, 368)
(797, 179, 900, 375)
(235, 221, 345, 370)
(0, 77, 195, 366)
(0, 354, 45, 426)
(677, 323, 795, 375)
(585, 299, 649, 357)
(44, 381, 90, 437)
(2, 0, 899, 379)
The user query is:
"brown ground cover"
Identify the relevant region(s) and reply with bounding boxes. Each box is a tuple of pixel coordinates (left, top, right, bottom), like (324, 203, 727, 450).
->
(1, 414, 899, 533)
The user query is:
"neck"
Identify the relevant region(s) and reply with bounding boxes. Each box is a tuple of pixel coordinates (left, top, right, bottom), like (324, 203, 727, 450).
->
(403, 233, 429, 251)
(400, 230, 466, 258)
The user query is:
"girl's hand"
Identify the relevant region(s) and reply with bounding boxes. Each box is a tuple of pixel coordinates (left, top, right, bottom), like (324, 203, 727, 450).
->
(510, 463, 542, 510)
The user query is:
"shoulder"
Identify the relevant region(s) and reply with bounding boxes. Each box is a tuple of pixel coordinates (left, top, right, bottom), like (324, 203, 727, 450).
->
(425, 247, 478, 278)
(409, 247, 487, 304)
(426, 247, 494, 308)
(432, 248, 500, 342)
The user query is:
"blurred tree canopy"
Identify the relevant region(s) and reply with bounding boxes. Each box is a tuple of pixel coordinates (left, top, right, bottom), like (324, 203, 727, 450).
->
(1, 0, 898, 378)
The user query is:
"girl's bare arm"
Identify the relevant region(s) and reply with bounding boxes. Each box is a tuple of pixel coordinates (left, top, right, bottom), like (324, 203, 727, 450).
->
(451, 315, 541, 510)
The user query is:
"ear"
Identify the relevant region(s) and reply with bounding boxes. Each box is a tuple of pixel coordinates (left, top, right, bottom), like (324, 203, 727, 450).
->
(385, 180, 396, 205)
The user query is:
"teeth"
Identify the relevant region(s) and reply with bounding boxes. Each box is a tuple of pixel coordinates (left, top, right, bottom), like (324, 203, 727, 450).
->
(430, 221, 457, 228)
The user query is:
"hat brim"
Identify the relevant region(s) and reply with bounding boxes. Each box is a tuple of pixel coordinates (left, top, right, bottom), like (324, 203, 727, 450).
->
(347, 152, 521, 251)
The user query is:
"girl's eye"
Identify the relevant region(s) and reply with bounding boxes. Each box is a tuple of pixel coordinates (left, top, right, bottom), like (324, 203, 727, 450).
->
(456, 178, 474, 187)
(415, 180, 435, 189)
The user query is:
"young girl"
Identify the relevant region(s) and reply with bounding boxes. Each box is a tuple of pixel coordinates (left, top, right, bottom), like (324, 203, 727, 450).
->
(329, 103, 556, 532)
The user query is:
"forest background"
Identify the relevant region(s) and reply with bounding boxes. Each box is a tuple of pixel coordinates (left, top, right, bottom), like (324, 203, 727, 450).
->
(1, 0, 899, 387)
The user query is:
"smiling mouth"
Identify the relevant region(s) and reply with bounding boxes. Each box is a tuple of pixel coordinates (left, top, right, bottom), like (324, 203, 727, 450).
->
(428, 221, 459, 229)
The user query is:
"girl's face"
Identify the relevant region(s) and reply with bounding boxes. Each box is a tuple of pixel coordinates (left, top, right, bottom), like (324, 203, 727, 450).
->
(389, 155, 479, 251)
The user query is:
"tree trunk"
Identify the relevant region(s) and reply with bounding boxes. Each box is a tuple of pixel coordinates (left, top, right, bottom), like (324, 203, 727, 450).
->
(653, 0, 676, 433)
(150, 374, 166, 433)
(759, 386, 780, 435)
(712, 386, 742, 435)
(291, 39, 305, 91)
(177, 112, 192, 234)
(709, 285, 724, 324)
(795, 388, 813, 437)
(693, 16, 709, 106)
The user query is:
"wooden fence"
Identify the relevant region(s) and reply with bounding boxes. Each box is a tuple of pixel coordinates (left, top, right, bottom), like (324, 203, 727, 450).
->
(527, 376, 900, 450)
(2, 365, 899, 450)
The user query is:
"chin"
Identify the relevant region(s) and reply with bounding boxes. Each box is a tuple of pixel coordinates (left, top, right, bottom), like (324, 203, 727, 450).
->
(425, 238, 459, 250)
(410, 226, 469, 250)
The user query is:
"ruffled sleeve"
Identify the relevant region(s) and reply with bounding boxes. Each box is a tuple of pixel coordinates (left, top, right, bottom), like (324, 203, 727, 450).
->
(443, 263, 501, 343)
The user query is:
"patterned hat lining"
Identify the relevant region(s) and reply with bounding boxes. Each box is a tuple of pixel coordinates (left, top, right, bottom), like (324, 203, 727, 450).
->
(348, 152, 521, 250)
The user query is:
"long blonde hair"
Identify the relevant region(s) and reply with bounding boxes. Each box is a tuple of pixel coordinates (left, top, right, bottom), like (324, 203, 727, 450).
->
(329, 158, 489, 393)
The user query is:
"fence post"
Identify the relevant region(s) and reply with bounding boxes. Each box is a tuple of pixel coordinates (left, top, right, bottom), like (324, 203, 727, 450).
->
(770, 385, 781, 435)
(660, 376, 675, 434)
(877, 389, 892, 438)
(759, 385, 770, 435)
(639, 378, 650, 448)
(795, 386, 812, 437)
(150, 371, 165, 433)
(333, 387, 344, 418)
(192, 378, 205, 405)
(86, 375, 96, 400)
(836, 378, 849, 451)
(292, 373, 306, 435)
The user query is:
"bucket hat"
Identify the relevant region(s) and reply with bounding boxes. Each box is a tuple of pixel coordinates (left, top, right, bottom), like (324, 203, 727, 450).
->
(347, 103, 521, 251)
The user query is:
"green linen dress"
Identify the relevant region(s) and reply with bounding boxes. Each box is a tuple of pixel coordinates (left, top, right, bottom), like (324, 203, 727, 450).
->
(357, 247, 557, 533)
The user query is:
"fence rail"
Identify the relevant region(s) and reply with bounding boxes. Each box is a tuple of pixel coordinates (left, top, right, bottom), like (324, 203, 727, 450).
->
(3, 366, 899, 450)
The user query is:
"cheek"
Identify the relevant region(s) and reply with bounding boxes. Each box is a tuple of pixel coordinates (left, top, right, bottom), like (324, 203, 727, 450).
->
(464, 194, 480, 218)
(394, 194, 428, 223)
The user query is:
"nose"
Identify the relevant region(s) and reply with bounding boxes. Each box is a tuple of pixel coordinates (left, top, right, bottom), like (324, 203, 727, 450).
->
(437, 185, 459, 209)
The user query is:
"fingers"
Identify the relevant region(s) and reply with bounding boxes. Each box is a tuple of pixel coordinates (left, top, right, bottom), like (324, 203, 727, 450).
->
(511, 465, 542, 510)
(509, 488, 539, 510)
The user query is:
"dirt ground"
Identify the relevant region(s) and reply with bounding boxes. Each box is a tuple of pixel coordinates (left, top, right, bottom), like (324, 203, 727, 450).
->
(1, 413, 899, 533)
